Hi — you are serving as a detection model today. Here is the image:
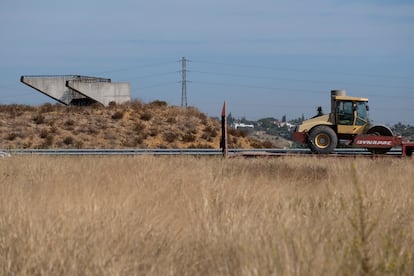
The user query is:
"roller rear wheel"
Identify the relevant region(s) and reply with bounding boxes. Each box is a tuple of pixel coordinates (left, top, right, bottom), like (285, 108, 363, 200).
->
(366, 125, 393, 154)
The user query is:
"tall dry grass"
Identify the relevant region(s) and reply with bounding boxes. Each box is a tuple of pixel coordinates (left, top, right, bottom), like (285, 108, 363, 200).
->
(0, 156, 413, 275)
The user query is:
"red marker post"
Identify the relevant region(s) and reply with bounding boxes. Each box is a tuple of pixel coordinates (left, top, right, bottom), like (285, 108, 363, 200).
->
(220, 101, 228, 158)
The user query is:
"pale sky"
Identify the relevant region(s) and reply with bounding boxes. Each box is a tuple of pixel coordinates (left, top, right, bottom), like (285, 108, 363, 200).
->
(1, 0, 413, 124)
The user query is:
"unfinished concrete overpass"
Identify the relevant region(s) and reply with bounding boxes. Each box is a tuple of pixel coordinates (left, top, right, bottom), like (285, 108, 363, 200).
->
(20, 75, 130, 106)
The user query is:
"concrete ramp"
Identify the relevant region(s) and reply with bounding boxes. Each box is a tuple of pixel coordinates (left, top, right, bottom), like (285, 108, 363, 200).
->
(20, 75, 130, 106)
(67, 80, 130, 106)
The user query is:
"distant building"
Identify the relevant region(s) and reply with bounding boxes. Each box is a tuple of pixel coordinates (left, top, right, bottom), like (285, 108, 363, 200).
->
(277, 121, 295, 129)
(20, 75, 130, 106)
(233, 122, 254, 129)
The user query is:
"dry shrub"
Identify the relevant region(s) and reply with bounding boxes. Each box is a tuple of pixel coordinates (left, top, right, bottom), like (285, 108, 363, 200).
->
(44, 135, 54, 147)
(128, 99, 144, 111)
(166, 116, 177, 124)
(66, 105, 83, 114)
(140, 112, 152, 121)
(111, 111, 124, 120)
(203, 125, 216, 135)
(249, 139, 265, 148)
(6, 131, 25, 141)
(0, 104, 35, 116)
(228, 127, 248, 138)
(148, 128, 158, 137)
(121, 137, 142, 148)
(39, 128, 49, 139)
(164, 132, 178, 143)
(6, 132, 18, 141)
(182, 132, 196, 143)
(185, 106, 202, 118)
(86, 126, 99, 135)
(74, 140, 83, 149)
(261, 140, 274, 148)
(133, 122, 146, 132)
(186, 107, 208, 124)
(64, 119, 75, 127)
(156, 142, 168, 149)
(49, 126, 58, 134)
(32, 114, 46, 124)
(134, 135, 146, 145)
(104, 132, 118, 141)
(148, 100, 168, 108)
(84, 102, 104, 111)
(201, 132, 214, 142)
(39, 103, 54, 113)
(187, 143, 215, 149)
(63, 136, 74, 145)
(228, 136, 240, 147)
(177, 118, 199, 137)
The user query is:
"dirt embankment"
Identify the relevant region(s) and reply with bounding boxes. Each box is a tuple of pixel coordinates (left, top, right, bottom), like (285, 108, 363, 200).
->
(0, 101, 276, 149)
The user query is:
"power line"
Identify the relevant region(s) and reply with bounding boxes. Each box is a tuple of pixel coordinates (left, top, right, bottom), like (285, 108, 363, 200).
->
(91, 61, 177, 75)
(192, 60, 414, 80)
(128, 71, 177, 81)
(190, 80, 414, 100)
(137, 81, 177, 90)
(191, 80, 324, 94)
(191, 70, 414, 90)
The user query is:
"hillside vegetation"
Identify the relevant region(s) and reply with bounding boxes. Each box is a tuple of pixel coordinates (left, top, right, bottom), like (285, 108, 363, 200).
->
(0, 101, 273, 149)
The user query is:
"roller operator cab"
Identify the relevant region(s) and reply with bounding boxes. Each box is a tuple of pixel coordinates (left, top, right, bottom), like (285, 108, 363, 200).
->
(293, 90, 397, 154)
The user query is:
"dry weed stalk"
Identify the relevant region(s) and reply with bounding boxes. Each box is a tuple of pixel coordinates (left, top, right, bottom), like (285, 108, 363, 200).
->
(349, 163, 378, 275)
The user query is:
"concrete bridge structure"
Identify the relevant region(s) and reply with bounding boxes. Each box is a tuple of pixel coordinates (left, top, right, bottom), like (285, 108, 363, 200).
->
(20, 75, 130, 106)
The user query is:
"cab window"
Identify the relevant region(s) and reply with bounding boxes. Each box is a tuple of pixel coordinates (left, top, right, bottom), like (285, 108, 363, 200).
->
(336, 101, 354, 125)
(355, 102, 368, 126)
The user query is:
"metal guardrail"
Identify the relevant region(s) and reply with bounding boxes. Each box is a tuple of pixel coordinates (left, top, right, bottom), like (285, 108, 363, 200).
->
(5, 148, 221, 156)
(1, 148, 403, 156)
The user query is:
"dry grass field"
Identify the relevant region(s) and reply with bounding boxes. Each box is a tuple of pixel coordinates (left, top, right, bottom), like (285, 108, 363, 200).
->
(1, 155, 414, 275)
